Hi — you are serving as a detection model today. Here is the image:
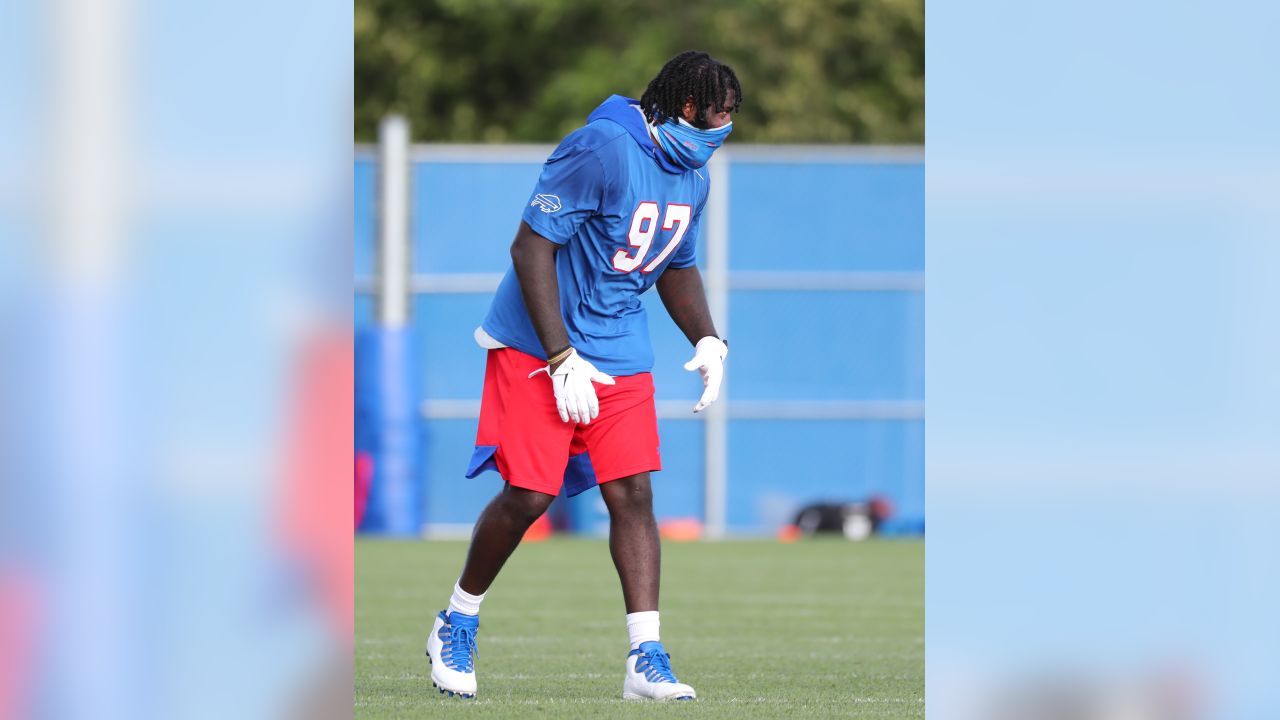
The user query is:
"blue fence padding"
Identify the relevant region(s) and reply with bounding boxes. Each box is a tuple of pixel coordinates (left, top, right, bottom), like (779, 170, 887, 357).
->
(354, 150, 924, 535)
(727, 290, 925, 401)
(410, 295, 501, 400)
(411, 162, 544, 273)
(420, 419, 500, 525)
(730, 162, 925, 271)
(649, 419, 707, 519)
(355, 326, 422, 536)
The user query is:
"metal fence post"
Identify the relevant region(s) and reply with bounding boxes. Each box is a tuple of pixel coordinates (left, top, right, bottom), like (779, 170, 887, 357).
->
(377, 115, 410, 327)
(357, 115, 420, 536)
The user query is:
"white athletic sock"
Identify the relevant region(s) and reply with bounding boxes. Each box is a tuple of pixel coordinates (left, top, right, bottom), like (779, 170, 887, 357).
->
(447, 581, 485, 617)
(626, 611, 661, 650)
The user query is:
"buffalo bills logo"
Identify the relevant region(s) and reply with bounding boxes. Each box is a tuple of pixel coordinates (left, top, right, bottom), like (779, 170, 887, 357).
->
(530, 194, 562, 213)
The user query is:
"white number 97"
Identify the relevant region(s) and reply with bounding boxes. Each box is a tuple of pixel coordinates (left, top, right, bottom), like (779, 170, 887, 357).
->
(612, 201, 692, 273)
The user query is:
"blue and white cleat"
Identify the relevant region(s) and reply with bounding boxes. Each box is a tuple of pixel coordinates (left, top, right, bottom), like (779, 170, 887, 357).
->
(622, 641, 697, 701)
(425, 610, 478, 699)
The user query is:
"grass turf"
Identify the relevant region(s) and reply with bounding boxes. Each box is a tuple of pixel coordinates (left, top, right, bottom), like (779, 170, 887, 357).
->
(356, 537, 923, 719)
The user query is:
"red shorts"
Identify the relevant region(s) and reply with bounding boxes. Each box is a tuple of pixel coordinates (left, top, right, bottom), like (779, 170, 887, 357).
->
(464, 348, 661, 496)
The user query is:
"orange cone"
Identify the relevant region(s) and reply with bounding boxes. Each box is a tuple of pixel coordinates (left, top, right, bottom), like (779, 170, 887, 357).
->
(776, 524, 802, 543)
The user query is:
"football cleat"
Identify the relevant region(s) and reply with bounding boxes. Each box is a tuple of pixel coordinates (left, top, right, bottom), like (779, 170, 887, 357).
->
(622, 641, 697, 701)
(425, 609, 478, 699)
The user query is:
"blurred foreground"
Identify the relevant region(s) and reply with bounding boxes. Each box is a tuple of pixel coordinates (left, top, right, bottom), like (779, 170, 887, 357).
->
(0, 1, 351, 718)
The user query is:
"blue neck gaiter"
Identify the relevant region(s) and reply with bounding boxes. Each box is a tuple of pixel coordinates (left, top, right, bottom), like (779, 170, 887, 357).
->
(650, 117, 733, 170)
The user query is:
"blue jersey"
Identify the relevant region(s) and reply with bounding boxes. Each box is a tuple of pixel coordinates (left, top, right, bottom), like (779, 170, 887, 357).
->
(481, 95, 710, 375)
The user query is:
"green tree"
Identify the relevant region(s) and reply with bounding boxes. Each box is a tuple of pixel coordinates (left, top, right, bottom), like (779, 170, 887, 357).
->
(355, 0, 923, 143)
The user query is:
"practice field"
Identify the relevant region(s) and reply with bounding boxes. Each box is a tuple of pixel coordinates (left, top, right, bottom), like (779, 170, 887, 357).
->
(356, 537, 923, 719)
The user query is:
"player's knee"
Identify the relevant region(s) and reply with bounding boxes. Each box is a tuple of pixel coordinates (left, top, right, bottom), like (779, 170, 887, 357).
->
(603, 475, 653, 514)
(499, 486, 555, 525)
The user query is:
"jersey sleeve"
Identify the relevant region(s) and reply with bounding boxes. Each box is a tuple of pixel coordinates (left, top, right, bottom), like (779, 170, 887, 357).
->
(521, 135, 605, 246)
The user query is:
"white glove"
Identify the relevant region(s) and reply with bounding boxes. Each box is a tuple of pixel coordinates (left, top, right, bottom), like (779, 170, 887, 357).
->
(528, 348, 615, 424)
(682, 336, 728, 413)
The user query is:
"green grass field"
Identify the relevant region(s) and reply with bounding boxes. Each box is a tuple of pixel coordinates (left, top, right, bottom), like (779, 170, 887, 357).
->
(356, 537, 923, 719)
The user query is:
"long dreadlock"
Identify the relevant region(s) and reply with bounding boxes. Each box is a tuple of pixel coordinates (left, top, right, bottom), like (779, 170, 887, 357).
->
(639, 50, 743, 128)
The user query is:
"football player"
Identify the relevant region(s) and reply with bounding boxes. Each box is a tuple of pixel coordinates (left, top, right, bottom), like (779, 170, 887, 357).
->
(427, 50, 740, 702)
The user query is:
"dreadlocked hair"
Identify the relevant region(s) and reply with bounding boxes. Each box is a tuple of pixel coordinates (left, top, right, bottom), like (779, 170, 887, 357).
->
(640, 50, 743, 127)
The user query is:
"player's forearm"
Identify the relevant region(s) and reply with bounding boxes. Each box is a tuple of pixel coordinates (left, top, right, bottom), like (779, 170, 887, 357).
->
(510, 221, 572, 361)
(656, 266, 719, 346)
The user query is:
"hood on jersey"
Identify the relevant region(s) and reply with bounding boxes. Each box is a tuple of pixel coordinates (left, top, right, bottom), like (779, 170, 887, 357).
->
(586, 95, 687, 175)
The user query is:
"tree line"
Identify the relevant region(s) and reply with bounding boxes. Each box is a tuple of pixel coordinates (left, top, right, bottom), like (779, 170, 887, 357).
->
(355, 0, 923, 144)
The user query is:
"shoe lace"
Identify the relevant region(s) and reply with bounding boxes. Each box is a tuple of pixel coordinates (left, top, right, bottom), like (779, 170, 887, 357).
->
(640, 648, 677, 683)
(445, 624, 477, 672)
